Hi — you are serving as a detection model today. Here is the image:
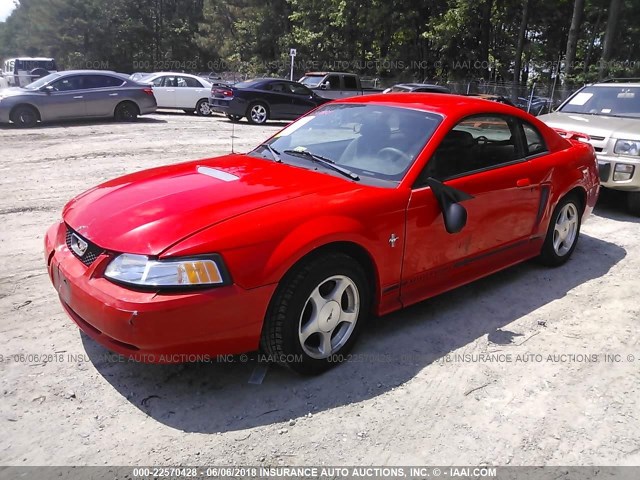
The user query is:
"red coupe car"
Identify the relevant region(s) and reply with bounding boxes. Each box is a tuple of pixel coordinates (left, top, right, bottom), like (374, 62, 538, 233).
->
(45, 94, 600, 374)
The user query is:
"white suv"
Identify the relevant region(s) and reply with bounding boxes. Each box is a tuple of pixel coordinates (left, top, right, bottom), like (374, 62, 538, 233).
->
(539, 80, 640, 216)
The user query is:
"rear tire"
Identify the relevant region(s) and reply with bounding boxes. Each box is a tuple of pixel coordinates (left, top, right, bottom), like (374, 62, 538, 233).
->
(627, 192, 640, 217)
(260, 253, 370, 375)
(246, 102, 268, 125)
(538, 194, 582, 267)
(114, 102, 139, 122)
(196, 99, 212, 116)
(10, 105, 39, 128)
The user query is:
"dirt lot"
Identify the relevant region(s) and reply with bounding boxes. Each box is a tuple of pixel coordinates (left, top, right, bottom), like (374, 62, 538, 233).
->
(0, 112, 639, 468)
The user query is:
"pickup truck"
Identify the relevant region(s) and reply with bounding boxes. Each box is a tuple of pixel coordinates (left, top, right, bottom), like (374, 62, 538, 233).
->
(298, 72, 383, 99)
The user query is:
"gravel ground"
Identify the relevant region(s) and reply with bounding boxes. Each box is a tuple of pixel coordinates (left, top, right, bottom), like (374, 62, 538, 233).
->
(0, 112, 639, 467)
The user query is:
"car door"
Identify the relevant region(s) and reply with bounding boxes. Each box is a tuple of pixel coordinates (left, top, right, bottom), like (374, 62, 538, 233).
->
(151, 76, 176, 108)
(319, 74, 343, 99)
(262, 82, 294, 118)
(289, 83, 319, 117)
(400, 114, 541, 307)
(41, 75, 86, 119)
(174, 76, 206, 109)
(83, 74, 126, 117)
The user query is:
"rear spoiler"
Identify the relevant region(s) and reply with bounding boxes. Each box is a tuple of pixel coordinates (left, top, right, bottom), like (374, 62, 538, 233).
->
(553, 128, 590, 142)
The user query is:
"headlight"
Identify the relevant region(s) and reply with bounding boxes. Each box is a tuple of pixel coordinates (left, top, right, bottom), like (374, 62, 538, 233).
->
(104, 253, 229, 288)
(614, 139, 640, 157)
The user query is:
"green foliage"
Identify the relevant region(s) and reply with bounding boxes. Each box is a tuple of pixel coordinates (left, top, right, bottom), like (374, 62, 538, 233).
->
(0, 0, 637, 84)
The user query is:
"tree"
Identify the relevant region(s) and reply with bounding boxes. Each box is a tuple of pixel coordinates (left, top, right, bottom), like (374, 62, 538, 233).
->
(564, 0, 585, 82)
(599, 0, 623, 79)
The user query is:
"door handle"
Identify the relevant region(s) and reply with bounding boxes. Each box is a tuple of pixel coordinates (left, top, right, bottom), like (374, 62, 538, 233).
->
(73, 96, 83, 99)
(109, 93, 118, 96)
(516, 178, 531, 187)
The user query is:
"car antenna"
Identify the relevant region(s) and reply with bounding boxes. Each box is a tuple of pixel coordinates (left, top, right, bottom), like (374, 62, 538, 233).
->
(231, 121, 235, 154)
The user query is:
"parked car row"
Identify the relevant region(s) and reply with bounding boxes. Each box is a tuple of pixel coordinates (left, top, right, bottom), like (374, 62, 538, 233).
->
(2, 67, 638, 219)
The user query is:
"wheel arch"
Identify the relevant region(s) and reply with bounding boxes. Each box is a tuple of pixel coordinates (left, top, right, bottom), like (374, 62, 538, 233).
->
(10, 103, 41, 121)
(114, 100, 140, 116)
(270, 240, 381, 315)
(566, 186, 587, 215)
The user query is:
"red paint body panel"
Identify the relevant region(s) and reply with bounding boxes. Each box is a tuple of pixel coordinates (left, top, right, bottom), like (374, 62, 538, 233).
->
(45, 93, 600, 361)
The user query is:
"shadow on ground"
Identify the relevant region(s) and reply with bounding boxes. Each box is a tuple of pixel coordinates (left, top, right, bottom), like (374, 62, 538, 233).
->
(0, 117, 167, 130)
(592, 188, 640, 224)
(83, 233, 625, 433)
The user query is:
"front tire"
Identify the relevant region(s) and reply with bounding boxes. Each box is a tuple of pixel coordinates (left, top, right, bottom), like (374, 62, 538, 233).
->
(246, 102, 268, 125)
(627, 192, 640, 217)
(114, 102, 139, 122)
(261, 253, 370, 375)
(538, 194, 582, 266)
(10, 105, 39, 128)
(196, 99, 212, 116)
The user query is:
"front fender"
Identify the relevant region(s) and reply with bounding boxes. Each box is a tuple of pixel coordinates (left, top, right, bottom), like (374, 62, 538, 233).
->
(261, 215, 376, 286)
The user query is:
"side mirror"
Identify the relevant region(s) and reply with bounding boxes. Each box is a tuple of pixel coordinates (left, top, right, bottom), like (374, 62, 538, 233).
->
(443, 202, 467, 234)
(423, 177, 473, 234)
(320, 82, 329, 90)
(41, 85, 54, 94)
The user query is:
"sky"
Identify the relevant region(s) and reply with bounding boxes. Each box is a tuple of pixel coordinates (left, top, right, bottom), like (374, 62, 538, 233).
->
(0, 0, 17, 22)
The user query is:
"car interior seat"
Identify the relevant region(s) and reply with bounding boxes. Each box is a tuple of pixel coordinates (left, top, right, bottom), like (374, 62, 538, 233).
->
(340, 117, 391, 164)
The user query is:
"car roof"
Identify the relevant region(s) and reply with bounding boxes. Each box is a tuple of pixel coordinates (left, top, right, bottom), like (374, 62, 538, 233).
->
(244, 78, 299, 84)
(303, 72, 352, 76)
(147, 72, 201, 78)
(7, 57, 55, 61)
(336, 92, 528, 117)
(590, 82, 640, 88)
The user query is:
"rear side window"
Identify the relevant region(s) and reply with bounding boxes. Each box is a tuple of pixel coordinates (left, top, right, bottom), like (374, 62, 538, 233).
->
(85, 75, 124, 89)
(290, 83, 312, 95)
(181, 76, 203, 88)
(343, 75, 358, 89)
(522, 122, 547, 156)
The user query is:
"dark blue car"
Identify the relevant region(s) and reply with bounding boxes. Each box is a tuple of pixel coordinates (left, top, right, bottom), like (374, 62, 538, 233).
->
(209, 78, 329, 124)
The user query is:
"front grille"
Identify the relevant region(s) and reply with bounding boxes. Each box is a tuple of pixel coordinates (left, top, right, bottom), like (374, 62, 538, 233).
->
(590, 135, 606, 141)
(65, 227, 104, 267)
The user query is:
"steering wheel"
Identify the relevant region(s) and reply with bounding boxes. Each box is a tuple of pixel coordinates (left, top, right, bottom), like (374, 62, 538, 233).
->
(378, 147, 412, 165)
(475, 135, 489, 146)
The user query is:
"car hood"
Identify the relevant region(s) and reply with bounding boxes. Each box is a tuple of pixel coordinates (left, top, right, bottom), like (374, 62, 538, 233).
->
(539, 112, 640, 140)
(0, 87, 31, 98)
(63, 154, 357, 255)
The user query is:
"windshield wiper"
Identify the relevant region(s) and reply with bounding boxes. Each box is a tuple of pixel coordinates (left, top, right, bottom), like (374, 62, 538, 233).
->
(256, 143, 282, 162)
(283, 149, 360, 181)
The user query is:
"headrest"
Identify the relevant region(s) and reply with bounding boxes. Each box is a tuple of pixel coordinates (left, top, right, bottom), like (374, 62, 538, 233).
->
(440, 129, 474, 148)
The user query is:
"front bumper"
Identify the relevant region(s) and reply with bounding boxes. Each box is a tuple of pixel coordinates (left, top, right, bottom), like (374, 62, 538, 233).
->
(0, 104, 11, 123)
(45, 221, 275, 362)
(596, 154, 640, 192)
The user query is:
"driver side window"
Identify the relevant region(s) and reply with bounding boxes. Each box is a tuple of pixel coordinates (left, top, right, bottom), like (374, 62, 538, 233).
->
(419, 115, 523, 183)
(51, 76, 84, 92)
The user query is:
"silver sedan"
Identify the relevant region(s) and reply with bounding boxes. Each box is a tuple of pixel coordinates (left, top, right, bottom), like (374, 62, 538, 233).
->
(0, 70, 157, 128)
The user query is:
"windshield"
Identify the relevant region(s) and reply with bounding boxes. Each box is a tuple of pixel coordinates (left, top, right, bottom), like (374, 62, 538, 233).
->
(24, 73, 61, 89)
(559, 86, 640, 118)
(258, 104, 441, 185)
(299, 76, 323, 87)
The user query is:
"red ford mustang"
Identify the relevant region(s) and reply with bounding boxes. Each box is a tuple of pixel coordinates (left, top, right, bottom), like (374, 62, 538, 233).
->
(45, 94, 600, 374)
